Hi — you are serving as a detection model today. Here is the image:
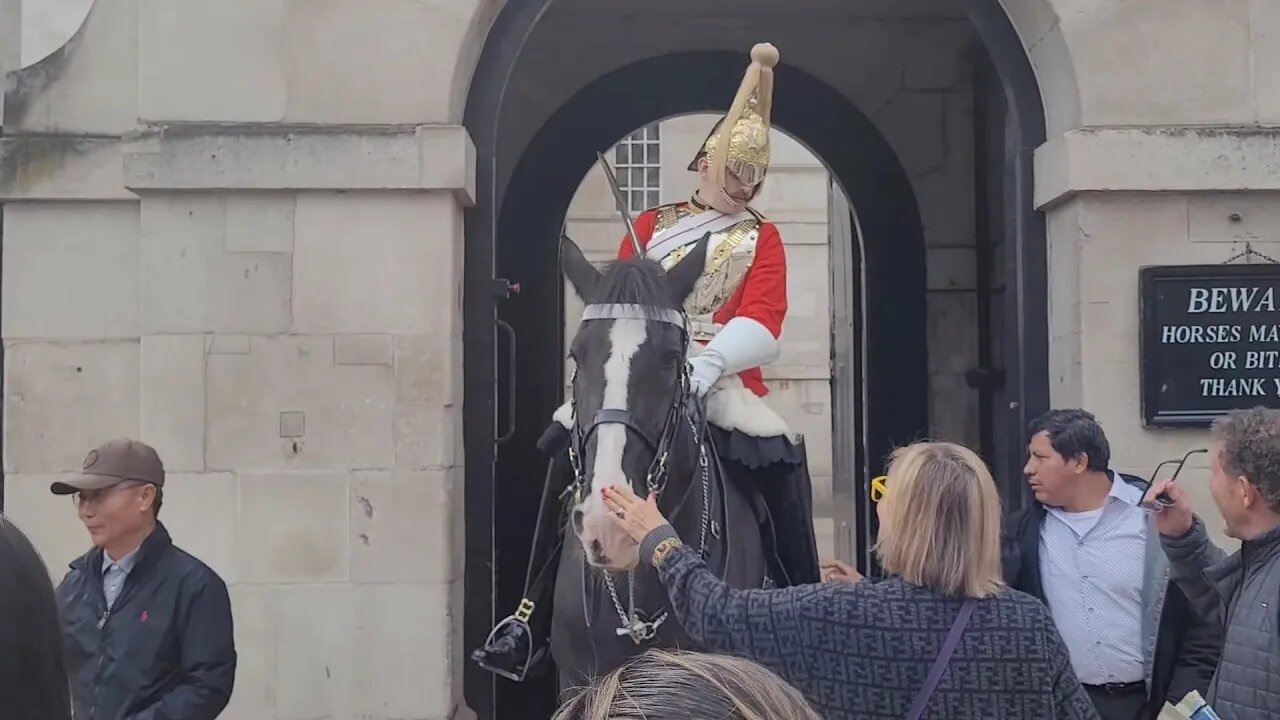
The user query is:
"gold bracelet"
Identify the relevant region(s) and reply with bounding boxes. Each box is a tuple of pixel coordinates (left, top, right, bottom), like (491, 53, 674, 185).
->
(651, 537, 684, 568)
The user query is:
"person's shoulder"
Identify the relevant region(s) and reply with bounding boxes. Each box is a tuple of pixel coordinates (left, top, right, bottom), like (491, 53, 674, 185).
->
(164, 543, 230, 592)
(983, 586, 1056, 623)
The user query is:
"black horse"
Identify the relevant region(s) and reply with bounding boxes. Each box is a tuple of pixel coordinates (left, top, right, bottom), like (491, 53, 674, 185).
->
(550, 235, 773, 692)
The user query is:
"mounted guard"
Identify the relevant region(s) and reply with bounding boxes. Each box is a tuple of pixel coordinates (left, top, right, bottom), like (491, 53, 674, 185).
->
(472, 42, 821, 684)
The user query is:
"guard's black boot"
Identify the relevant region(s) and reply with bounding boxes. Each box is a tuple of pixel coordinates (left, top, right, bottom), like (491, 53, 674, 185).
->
(470, 421, 572, 682)
(470, 601, 550, 682)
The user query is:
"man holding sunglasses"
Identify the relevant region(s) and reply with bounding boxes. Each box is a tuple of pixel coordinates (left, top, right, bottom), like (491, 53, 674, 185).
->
(51, 438, 235, 720)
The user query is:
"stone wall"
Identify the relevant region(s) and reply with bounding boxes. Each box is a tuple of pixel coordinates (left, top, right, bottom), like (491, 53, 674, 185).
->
(1, 2, 477, 719)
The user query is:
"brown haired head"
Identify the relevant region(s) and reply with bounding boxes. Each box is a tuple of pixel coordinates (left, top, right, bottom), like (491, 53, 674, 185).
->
(874, 441, 1005, 598)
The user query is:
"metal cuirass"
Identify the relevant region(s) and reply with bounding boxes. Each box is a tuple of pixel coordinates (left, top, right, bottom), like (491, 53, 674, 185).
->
(649, 204, 763, 343)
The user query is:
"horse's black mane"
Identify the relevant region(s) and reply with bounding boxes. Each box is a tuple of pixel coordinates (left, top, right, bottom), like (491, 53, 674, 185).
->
(594, 257, 677, 315)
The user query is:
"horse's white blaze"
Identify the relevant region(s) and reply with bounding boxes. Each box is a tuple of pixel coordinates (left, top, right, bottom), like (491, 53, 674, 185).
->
(590, 319, 648, 493)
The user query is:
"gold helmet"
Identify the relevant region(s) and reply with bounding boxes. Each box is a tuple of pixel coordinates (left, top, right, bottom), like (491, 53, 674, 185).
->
(687, 42, 779, 189)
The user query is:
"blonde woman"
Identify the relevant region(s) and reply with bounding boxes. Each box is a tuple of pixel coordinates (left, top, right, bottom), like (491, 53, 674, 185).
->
(601, 441, 1100, 720)
(552, 649, 821, 720)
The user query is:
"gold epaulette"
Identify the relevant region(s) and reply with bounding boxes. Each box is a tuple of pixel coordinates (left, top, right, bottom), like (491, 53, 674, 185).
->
(653, 202, 694, 232)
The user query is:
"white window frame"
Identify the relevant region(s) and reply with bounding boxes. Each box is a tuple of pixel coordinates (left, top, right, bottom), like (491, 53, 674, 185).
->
(614, 123, 662, 213)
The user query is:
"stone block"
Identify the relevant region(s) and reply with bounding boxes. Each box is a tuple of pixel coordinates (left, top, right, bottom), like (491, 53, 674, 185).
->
(1046, 202, 1082, 342)
(140, 195, 292, 334)
(1081, 359, 1142, 428)
(1255, 0, 1280, 123)
(997, 0, 1060, 49)
(1036, 128, 1280, 208)
(1, 474, 91, 579)
(1066, 0, 1253, 126)
(2, 202, 140, 339)
(236, 472, 350, 584)
(273, 583, 452, 719)
(284, 0, 460, 124)
(5, 341, 140, 473)
(141, 335, 206, 472)
(1077, 195, 1192, 303)
(207, 335, 251, 355)
(124, 126, 476, 201)
(1189, 193, 1280, 244)
(4, 0, 138, 134)
(753, 167, 828, 221)
(207, 336, 396, 471)
(778, 243, 832, 372)
(224, 193, 296, 253)
(138, 0, 287, 122)
(335, 335, 393, 367)
(293, 192, 458, 335)
(926, 292, 979, 374)
(929, 372, 980, 447)
(763, 379, 834, 478)
(350, 470, 453, 583)
(0, 137, 134, 201)
(927, 247, 977, 291)
(774, 221, 831, 246)
(394, 403, 458, 470)
(1028, 24, 1082, 136)
(900, 21, 974, 91)
(159, 473, 238, 583)
(219, 585, 277, 720)
(874, 92, 948, 179)
(916, 158, 976, 248)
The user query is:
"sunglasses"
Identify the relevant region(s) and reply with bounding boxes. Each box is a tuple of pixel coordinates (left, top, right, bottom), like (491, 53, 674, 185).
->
(870, 475, 888, 503)
(1138, 448, 1207, 512)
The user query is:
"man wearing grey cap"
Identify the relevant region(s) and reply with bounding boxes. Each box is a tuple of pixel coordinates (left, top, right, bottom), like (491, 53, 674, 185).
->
(53, 438, 236, 720)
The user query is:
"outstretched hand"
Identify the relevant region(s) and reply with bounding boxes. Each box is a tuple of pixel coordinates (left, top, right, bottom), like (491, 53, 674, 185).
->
(601, 484, 670, 543)
(820, 559, 863, 584)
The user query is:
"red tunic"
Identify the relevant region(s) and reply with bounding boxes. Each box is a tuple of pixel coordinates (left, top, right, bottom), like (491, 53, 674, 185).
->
(616, 204, 788, 397)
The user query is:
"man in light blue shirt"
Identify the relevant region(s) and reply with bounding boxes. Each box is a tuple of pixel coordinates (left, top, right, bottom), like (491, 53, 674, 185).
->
(1003, 409, 1220, 720)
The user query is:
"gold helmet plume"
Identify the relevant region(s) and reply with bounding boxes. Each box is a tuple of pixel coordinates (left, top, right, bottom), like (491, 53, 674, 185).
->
(688, 42, 779, 189)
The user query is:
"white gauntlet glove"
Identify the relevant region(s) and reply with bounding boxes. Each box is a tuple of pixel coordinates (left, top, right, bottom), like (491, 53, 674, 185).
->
(686, 317, 781, 397)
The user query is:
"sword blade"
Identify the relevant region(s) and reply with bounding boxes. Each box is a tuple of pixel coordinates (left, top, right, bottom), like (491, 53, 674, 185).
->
(597, 151, 644, 258)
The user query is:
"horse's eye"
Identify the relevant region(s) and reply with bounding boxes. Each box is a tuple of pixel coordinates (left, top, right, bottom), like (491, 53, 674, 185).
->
(663, 352, 683, 369)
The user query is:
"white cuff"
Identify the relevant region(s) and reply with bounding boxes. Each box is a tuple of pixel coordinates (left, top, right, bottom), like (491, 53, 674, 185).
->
(699, 316, 781, 377)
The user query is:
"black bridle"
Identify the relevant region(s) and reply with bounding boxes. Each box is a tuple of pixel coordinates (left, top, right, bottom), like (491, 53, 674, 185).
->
(566, 303, 695, 502)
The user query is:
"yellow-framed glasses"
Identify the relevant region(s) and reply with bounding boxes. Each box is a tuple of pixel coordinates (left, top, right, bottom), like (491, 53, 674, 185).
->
(870, 475, 888, 503)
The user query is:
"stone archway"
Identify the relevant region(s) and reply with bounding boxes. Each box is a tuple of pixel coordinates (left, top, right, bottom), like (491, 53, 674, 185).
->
(461, 2, 1054, 717)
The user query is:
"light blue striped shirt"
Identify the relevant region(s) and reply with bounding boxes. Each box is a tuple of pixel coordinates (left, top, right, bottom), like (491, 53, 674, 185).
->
(102, 547, 140, 610)
(1039, 472, 1148, 685)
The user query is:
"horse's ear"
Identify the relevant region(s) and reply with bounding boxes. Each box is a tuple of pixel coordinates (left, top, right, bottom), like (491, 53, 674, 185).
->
(665, 233, 710, 305)
(561, 234, 601, 301)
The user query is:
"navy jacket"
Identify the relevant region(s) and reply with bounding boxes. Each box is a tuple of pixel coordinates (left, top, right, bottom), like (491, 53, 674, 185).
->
(57, 523, 235, 720)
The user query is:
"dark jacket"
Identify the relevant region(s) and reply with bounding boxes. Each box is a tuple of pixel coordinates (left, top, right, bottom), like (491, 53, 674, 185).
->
(1161, 516, 1280, 720)
(650, 538, 1100, 720)
(56, 523, 235, 720)
(1001, 473, 1221, 718)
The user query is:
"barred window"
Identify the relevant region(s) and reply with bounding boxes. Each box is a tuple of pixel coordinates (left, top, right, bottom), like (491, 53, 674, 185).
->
(614, 123, 662, 213)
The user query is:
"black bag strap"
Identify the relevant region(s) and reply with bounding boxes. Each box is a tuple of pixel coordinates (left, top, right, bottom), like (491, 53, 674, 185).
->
(904, 598, 978, 720)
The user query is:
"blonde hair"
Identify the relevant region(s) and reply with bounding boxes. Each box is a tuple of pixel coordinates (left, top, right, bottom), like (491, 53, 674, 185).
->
(874, 441, 1005, 598)
(552, 649, 821, 720)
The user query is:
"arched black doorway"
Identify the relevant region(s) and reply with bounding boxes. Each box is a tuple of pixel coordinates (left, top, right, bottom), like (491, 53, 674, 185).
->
(462, 4, 1048, 719)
